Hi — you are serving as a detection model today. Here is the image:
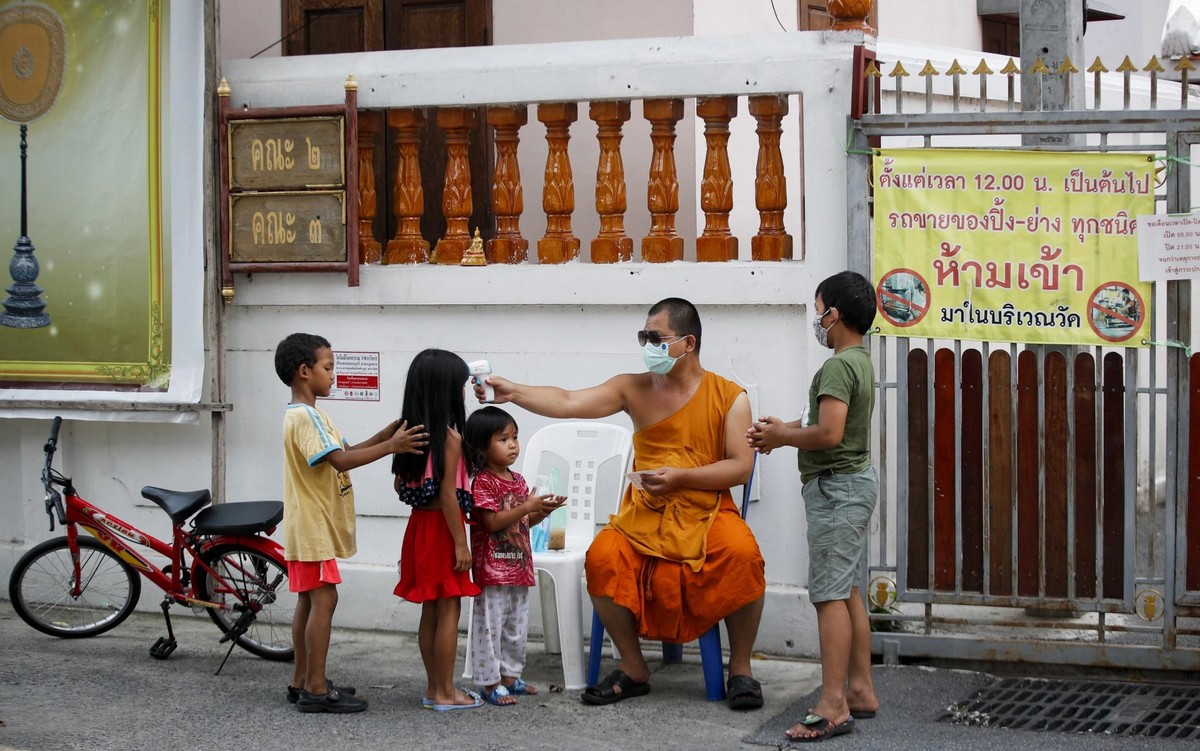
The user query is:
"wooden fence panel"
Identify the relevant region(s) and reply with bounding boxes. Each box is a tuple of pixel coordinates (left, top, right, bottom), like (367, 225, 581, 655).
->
(1044, 352, 1069, 598)
(934, 348, 957, 591)
(1102, 352, 1125, 599)
(1073, 353, 1098, 599)
(1188, 353, 1200, 591)
(1016, 350, 1040, 597)
(961, 349, 984, 592)
(988, 350, 1014, 597)
(907, 348, 930, 590)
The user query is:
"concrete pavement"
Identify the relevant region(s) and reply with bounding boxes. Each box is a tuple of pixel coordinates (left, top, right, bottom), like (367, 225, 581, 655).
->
(1, 607, 1194, 750)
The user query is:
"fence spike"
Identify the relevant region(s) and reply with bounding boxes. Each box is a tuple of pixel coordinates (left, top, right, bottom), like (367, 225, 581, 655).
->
(1000, 58, 1021, 75)
(1056, 56, 1078, 75)
(1144, 55, 1166, 74)
(865, 59, 882, 78)
(972, 59, 993, 76)
(1029, 57, 1050, 75)
(1086, 56, 1108, 74)
(888, 60, 909, 78)
(1173, 56, 1197, 72)
(919, 59, 940, 77)
(946, 59, 967, 76)
(1115, 55, 1138, 73)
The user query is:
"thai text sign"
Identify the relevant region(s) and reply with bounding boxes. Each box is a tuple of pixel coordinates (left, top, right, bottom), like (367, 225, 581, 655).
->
(228, 117, 344, 190)
(873, 149, 1154, 346)
(326, 351, 380, 402)
(230, 191, 346, 263)
(1136, 212, 1200, 280)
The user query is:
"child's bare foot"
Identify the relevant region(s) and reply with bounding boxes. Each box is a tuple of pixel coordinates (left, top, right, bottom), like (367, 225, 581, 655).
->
(502, 677, 537, 695)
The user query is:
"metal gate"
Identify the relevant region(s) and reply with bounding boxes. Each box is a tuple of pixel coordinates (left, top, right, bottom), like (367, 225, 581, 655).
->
(848, 46, 1200, 670)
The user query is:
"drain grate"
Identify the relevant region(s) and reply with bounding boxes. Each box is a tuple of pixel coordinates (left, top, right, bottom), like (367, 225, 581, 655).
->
(943, 677, 1200, 740)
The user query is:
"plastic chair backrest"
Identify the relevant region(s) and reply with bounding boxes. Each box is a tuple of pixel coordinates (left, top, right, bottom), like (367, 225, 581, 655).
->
(522, 422, 634, 550)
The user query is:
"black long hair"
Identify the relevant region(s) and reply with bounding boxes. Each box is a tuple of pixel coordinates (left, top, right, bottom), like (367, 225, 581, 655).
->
(463, 406, 518, 476)
(392, 349, 470, 484)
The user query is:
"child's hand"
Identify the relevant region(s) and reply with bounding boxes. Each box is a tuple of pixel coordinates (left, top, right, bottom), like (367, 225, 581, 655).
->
(527, 492, 566, 516)
(388, 420, 428, 455)
(453, 541, 471, 573)
(747, 416, 783, 454)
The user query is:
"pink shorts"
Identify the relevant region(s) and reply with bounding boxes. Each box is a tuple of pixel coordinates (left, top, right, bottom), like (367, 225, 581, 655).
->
(287, 559, 342, 593)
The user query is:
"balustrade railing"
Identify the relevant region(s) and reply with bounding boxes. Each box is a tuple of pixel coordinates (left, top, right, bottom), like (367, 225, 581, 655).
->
(222, 33, 861, 271)
(351, 92, 800, 265)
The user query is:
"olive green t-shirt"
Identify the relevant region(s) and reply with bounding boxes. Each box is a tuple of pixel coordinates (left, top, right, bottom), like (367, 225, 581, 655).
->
(796, 344, 875, 484)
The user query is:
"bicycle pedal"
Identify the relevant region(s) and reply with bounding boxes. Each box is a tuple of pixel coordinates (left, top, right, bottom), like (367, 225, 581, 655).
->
(149, 637, 177, 659)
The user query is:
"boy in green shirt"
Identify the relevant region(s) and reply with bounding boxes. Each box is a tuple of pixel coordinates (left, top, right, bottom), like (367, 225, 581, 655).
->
(747, 271, 879, 742)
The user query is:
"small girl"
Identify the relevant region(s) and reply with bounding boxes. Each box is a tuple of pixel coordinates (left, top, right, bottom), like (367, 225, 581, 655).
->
(463, 406, 565, 706)
(393, 349, 482, 711)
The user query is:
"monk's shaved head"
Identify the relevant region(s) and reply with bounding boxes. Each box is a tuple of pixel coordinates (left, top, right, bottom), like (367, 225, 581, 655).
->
(648, 298, 702, 353)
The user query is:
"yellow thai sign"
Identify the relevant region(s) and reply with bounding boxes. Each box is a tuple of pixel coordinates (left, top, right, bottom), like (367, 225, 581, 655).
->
(872, 149, 1154, 346)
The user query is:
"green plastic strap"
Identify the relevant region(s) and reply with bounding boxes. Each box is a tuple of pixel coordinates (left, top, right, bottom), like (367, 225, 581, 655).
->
(844, 126, 875, 157)
(1144, 338, 1192, 357)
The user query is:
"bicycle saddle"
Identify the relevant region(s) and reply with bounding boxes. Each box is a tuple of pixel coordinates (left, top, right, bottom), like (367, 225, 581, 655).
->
(191, 500, 284, 535)
(141, 486, 212, 524)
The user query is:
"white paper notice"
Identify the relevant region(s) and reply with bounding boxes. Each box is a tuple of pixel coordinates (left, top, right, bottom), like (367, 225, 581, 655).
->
(1137, 213, 1200, 281)
(326, 351, 380, 401)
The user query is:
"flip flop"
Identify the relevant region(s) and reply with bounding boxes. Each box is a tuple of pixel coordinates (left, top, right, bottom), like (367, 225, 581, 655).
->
(727, 674, 764, 710)
(505, 677, 536, 695)
(580, 669, 651, 706)
(787, 713, 854, 742)
(430, 695, 483, 712)
(482, 684, 516, 706)
(421, 697, 433, 709)
(850, 708, 877, 719)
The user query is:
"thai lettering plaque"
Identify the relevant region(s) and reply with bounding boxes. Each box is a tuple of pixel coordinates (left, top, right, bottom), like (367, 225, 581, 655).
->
(228, 117, 344, 190)
(229, 191, 346, 263)
(218, 79, 359, 293)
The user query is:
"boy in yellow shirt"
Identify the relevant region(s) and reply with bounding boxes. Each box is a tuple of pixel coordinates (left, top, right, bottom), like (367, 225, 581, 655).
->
(275, 333, 427, 713)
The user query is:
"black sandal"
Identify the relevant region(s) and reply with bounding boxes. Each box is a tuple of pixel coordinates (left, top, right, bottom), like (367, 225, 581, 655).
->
(727, 674, 764, 710)
(580, 669, 651, 706)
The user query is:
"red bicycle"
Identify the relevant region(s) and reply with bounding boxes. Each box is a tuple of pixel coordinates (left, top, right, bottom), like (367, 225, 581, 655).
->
(8, 417, 295, 670)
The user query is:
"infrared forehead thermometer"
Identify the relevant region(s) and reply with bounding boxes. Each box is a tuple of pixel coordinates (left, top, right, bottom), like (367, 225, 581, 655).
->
(468, 359, 494, 403)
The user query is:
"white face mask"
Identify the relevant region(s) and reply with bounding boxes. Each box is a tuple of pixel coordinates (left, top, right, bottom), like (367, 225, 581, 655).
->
(813, 308, 834, 348)
(642, 340, 686, 374)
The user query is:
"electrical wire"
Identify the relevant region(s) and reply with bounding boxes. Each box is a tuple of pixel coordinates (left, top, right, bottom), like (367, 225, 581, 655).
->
(769, 0, 789, 32)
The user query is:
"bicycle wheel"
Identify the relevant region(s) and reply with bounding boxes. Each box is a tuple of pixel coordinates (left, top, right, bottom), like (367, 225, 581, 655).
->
(9, 536, 141, 638)
(195, 543, 295, 661)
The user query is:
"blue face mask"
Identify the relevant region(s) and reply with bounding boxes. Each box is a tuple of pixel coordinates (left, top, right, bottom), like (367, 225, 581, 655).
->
(642, 340, 686, 374)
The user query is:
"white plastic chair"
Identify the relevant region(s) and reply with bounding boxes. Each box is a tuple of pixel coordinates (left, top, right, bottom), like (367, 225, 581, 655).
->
(463, 421, 633, 690)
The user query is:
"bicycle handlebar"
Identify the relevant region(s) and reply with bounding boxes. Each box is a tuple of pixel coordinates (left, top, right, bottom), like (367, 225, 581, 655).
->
(42, 416, 65, 531)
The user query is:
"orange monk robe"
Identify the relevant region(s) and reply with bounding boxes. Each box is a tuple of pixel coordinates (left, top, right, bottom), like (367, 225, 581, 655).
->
(585, 371, 766, 644)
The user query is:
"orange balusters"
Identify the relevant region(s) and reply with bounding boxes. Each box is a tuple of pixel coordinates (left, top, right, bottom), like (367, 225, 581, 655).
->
(642, 98, 684, 263)
(589, 100, 632, 263)
(537, 102, 580, 264)
(356, 111, 383, 264)
(432, 107, 475, 265)
(383, 108, 429, 264)
(486, 106, 528, 264)
(696, 96, 738, 262)
(749, 95, 793, 261)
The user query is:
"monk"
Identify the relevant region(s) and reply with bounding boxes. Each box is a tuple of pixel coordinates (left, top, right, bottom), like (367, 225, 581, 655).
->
(477, 298, 766, 710)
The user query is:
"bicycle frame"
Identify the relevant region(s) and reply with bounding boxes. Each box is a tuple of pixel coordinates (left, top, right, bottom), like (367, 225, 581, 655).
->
(57, 483, 284, 613)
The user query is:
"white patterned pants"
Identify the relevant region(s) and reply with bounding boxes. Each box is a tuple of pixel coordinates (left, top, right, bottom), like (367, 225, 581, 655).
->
(470, 585, 530, 686)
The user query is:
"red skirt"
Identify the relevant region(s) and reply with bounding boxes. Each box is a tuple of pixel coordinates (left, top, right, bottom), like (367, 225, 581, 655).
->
(394, 508, 481, 603)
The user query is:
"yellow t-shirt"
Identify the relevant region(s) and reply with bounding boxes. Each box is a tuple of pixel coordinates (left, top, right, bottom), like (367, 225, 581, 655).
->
(282, 403, 356, 561)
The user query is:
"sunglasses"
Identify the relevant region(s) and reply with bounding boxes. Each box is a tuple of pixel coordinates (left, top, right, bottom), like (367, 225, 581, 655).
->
(637, 330, 686, 347)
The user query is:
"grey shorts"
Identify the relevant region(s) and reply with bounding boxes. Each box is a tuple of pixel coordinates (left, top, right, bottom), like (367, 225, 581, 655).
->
(802, 466, 878, 603)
